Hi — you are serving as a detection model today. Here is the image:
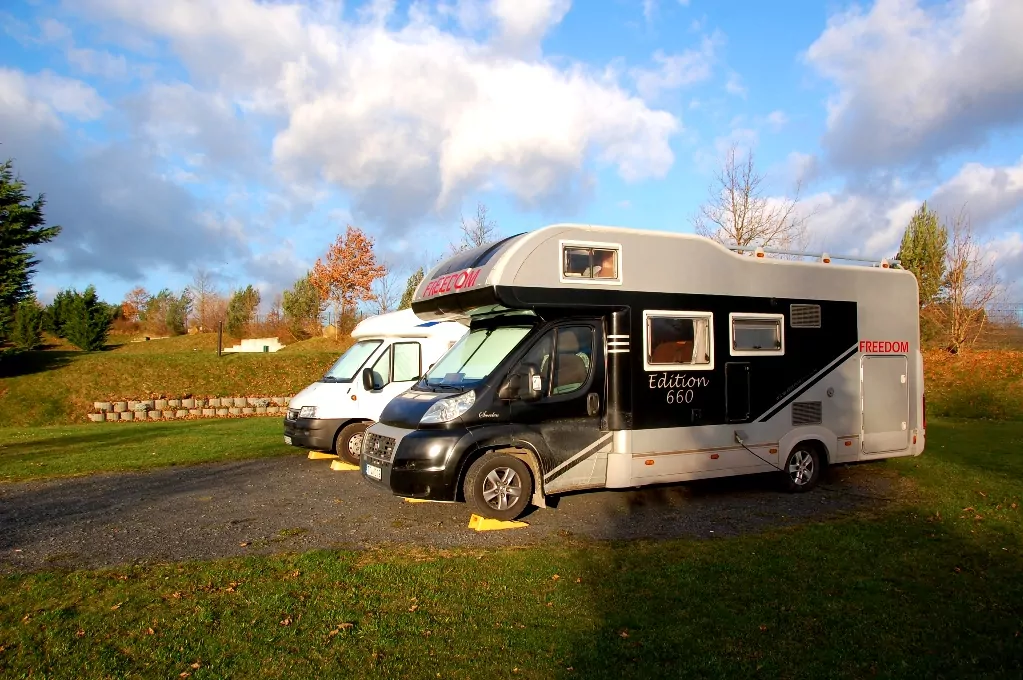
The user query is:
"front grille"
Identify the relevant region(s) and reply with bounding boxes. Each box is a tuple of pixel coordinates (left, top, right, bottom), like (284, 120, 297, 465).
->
(286, 408, 299, 421)
(363, 433, 396, 462)
(792, 401, 823, 425)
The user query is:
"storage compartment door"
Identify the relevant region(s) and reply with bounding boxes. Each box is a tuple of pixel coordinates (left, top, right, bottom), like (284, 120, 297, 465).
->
(725, 362, 750, 423)
(861, 355, 910, 454)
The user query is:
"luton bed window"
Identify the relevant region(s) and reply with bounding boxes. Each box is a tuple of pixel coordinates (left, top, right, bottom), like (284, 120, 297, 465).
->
(560, 240, 622, 284)
(643, 310, 713, 371)
(729, 313, 784, 356)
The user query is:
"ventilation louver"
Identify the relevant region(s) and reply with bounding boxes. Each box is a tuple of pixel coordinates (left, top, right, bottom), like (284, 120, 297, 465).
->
(792, 401, 823, 425)
(790, 304, 822, 328)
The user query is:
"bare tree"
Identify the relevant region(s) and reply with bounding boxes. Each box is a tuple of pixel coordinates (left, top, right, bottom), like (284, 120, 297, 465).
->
(187, 268, 219, 332)
(450, 202, 499, 253)
(935, 208, 1000, 353)
(691, 144, 809, 255)
(369, 260, 404, 315)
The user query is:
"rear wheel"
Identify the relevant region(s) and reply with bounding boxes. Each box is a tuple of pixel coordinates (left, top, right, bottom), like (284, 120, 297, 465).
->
(464, 451, 533, 521)
(782, 444, 821, 492)
(335, 421, 370, 465)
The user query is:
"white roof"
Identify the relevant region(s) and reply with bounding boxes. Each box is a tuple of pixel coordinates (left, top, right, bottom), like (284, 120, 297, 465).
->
(351, 308, 466, 340)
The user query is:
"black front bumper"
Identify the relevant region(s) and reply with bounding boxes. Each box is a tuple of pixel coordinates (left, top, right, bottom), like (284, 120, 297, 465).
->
(283, 417, 344, 452)
(361, 427, 475, 501)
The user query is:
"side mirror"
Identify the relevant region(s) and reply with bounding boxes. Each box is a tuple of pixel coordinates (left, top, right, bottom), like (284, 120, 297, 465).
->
(498, 373, 522, 401)
(362, 367, 377, 391)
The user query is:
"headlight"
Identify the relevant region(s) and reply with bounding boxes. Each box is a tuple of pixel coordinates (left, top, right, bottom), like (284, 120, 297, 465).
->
(420, 391, 475, 424)
(299, 405, 317, 418)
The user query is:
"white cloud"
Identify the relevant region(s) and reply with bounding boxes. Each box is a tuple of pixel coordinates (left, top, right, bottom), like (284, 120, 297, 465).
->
(66, 46, 129, 79)
(630, 34, 719, 100)
(930, 156, 1023, 232)
(765, 110, 788, 131)
(724, 70, 746, 98)
(78, 0, 679, 232)
(0, 67, 106, 122)
(805, 0, 1023, 171)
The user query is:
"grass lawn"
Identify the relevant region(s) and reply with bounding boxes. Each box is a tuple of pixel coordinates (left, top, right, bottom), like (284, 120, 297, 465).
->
(0, 334, 351, 428)
(0, 418, 294, 483)
(1, 418, 1021, 678)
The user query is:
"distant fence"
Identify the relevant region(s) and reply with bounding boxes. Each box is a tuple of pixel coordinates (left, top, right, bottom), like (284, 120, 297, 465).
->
(987, 304, 1023, 327)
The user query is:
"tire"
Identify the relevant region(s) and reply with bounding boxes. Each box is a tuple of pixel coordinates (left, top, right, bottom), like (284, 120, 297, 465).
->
(335, 421, 371, 465)
(463, 451, 533, 521)
(781, 444, 821, 493)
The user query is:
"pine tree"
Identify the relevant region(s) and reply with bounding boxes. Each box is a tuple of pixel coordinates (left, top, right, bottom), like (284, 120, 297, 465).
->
(282, 273, 324, 339)
(896, 202, 947, 308)
(399, 267, 424, 310)
(226, 285, 261, 338)
(63, 286, 113, 351)
(12, 298, 44, 350)
(45, 289, 75, 337)
(0, 159, 62, 313)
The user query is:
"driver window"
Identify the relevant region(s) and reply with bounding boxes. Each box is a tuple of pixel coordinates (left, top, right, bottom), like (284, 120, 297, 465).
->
(552, 326, 593, 395)
(516, 331, 554, 396)
(370, 346, 391, 387)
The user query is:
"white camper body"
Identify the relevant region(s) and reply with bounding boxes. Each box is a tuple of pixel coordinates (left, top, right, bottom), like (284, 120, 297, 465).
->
(283, 309, 467, 463)
(360, 224, 925, 520)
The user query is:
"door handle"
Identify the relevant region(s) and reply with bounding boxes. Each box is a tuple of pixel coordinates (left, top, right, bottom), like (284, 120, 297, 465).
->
(586, 392, 600, 416)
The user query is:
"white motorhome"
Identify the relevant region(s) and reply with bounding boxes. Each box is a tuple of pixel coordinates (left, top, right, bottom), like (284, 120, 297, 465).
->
(284, 309, 467, 464)
(360, 224, 925, 520)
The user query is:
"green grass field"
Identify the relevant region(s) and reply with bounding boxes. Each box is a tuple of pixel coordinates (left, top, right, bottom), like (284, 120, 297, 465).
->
(0, 334, 351, 428)
(0, 418, 294, 483)
(1, 418, 1021, 678)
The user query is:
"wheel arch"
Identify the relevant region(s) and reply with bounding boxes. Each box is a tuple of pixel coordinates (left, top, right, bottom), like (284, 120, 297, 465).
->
(331, 418, 373, 452)
(456, 440, 547, 508)
(778, 426, 835, 467)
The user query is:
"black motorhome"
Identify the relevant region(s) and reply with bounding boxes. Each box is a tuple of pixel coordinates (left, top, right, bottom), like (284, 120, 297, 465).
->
(360, 224, 924, 520)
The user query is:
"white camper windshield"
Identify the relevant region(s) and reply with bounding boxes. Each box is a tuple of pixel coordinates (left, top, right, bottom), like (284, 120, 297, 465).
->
(322, 340, 383, 382)
(423, 326, 531, 389)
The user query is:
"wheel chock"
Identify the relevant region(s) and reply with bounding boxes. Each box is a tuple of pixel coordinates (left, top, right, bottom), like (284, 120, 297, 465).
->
(404, 498, 433, 503)
(307, 451, 339, 460)
(468, 514, 529, 531)
(329, 460, 360, 471)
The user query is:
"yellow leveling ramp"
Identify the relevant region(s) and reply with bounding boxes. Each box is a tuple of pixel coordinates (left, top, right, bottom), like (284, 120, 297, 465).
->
(307, 451, 338, 460)
(404, 498, 434, 503)
(468, 514, 529, 531)
(329, 460, 360, 471)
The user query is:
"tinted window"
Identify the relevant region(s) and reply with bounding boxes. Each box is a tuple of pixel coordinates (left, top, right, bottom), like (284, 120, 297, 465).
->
(551, 326, 593, 395)
(563, 246, 619, 280)
(732, 317, 782, 352)
(647, 315, 712, 366)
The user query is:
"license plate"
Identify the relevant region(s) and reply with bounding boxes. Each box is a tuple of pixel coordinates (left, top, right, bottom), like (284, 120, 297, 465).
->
(284, 435, 292, 445)
(366, 464, 381, 480)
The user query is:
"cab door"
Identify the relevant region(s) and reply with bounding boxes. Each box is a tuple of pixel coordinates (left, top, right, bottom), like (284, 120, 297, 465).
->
(507, 322, 609, 493)
(363, 341, 424, 420)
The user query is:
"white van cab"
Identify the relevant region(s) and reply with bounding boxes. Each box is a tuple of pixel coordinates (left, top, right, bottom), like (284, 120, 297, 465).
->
(284, 309, 467, 464)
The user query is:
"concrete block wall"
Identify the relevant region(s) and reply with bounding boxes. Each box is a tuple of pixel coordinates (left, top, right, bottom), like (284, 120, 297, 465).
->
(88, 395, 292, 423)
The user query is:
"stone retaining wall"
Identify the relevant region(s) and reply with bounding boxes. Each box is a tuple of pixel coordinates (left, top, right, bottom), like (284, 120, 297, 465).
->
(87, 396, 293, 422)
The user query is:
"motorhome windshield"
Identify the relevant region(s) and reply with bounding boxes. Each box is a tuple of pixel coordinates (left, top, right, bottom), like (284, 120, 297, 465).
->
(322, 339, 382, 382)
(422, 325, 531, 389)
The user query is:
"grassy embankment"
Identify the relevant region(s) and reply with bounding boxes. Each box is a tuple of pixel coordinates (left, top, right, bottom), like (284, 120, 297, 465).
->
(0, 333, 351, 428)
(0, 418, 1021, 678)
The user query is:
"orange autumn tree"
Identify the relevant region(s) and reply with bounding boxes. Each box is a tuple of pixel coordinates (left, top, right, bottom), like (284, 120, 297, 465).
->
(309, 225, 386, 334)
(121, 286, 150, 322)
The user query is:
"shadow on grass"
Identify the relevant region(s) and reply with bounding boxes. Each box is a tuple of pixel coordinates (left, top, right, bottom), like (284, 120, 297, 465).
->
(552, 502, 1023, 679)
(0, 350, 76, 378)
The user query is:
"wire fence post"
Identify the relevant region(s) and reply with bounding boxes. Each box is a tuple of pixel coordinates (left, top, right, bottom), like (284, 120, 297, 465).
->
(217, 321, 223, 357)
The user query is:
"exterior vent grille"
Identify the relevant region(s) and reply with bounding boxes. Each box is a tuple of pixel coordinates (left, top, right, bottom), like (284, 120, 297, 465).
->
(792, 401, 823, 425)
(790, 304, 822, 328)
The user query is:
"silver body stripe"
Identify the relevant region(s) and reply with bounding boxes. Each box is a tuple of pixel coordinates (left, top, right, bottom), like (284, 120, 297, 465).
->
(755, 343, 858, 422)
(544, 432, 613, 480)
(607, 334, 631, 339)
(608, 348, 630, 353)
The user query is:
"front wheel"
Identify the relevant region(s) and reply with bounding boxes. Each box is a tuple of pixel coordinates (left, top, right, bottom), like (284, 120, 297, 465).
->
(335, 421, 370, 465)
(463, 451, 533, 521)
(782, 444, 821, 492)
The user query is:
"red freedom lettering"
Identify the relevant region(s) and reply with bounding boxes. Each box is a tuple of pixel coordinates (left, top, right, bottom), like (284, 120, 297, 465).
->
(859, 340, 909, 353)
(421, 268, 482, 298)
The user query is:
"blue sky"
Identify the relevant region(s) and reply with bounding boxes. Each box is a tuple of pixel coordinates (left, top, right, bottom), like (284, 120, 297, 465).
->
(2, 0, 1022, 310)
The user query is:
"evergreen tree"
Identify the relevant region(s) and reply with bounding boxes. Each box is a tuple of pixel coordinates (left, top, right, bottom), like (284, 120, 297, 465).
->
(0, 305, 11, 346)
(63, 286, 113, 351)
(226, 285, 261, 338)
(896, 202, 947, 307)
(399, 267, 424, 310)
(45, 289, 75, 337)
(282, 273, 324, 339)
(12, 298, 44, 350)
(0, 160, 62, 317)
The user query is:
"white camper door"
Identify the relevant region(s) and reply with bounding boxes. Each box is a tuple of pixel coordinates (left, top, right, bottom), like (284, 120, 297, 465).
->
(861, 355, 910, 454)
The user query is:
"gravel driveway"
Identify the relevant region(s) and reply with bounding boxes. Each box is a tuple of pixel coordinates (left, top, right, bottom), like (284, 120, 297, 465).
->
(0, 454, 902, 572)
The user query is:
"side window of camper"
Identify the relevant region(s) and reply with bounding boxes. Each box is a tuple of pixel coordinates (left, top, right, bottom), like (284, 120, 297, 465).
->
(370, 346, 391, 386)
(561, 243, 621, 282)
(644, 311, 713, 371)
(730, 314, 784, 356)
(551, 326, 594, 395)
(392, 342, 422, 382)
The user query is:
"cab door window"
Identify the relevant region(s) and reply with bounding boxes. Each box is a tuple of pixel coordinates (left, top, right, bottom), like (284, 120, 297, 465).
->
(392, 342, 422, 382)
(551, 326, 594, 395)
(369, 345, 391, 386)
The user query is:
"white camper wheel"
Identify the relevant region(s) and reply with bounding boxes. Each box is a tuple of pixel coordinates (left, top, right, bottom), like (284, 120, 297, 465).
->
(463, 451, 534, 521)
(335, 421, 371, 466)
(782, 444, 821, 493)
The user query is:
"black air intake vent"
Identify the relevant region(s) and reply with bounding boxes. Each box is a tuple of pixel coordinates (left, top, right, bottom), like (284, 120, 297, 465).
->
(792, 401, 823, 425)
(790, 304, 822, 328)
